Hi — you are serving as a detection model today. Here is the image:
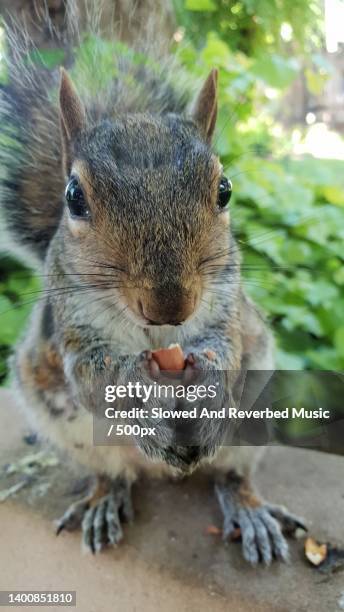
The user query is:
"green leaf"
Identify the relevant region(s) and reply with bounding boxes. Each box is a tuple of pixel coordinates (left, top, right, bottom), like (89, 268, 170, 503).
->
(306, 348, 344, 370)
(280, 241, 313, 266)
(321, 186, 344, 206)
(317, 300, 344, 337)
(275, 349, 305, 370)
(5, 272, 40, 297)
(185, 0, 217, 11)
(201, 33, 231, 66)
(280, 306, 324, 336)
(0, 296, 31, 345)
(334, 328, 344, 357)
(246, 224, 286, 264)
(251, 54, 300, 89)
(333, 267, 344, 286)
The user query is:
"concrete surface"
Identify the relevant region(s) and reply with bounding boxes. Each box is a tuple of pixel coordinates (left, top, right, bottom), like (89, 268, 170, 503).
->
(0, 388, 344, 612)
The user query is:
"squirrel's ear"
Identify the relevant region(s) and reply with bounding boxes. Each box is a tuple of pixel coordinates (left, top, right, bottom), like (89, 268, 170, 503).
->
(59, 68, 86, 139)
(191, 68, 218, 143)
(59, 68, 86, 175)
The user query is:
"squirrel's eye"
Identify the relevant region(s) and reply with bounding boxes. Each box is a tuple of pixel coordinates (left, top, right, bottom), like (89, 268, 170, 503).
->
(65, 177, 90, 219)
(218, 176, 232, 209)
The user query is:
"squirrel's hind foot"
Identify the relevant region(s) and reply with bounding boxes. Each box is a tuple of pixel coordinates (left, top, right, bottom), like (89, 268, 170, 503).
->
(215, 472, 306, 565)
(55, 475, 134, 554)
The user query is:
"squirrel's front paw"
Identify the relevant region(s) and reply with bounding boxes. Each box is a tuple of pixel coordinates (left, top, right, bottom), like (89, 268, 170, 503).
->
(56, 475, 133, 553)
(183, 349, 217, 384)
(215, 473, 306, 565)
(138, 350, 161, 380)
(183, 351, 228, 411)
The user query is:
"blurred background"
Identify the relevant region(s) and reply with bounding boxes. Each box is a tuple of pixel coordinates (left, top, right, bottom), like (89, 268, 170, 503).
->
(173, 0, 344, 374)
(0, 0, 343, 389)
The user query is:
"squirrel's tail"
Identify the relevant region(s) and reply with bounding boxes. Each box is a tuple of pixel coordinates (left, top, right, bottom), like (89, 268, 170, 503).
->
(0, 0, 176, 268)
(0, 38, 63, 267)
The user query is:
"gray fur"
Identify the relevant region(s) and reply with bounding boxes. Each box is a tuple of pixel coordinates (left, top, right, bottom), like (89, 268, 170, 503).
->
(215, 478, 305, 565)
(0, 1, 304, 565)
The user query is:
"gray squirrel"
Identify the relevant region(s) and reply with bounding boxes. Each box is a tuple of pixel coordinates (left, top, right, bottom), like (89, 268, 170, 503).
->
(0, 0, 304, 563)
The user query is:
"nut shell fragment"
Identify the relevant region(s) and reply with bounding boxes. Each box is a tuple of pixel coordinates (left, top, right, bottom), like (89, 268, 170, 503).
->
(305, 536, 327, 566)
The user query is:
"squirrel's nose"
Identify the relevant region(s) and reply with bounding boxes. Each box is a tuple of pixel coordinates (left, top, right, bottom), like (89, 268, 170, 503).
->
(138, 300, 184, 326)
(137, 294, 196, 326)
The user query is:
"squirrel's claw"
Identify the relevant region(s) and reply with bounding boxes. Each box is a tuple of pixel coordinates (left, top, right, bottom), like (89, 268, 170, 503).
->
(55, 476, 134, 554)
(82, 477, 133, 554)
(55, 498, 90, 536)
(264, 503, 307, 535)
(215, 476, 306, 565)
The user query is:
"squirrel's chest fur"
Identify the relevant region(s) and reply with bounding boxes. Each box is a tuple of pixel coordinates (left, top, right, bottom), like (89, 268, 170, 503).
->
(13, 318, 179, 481)
(11, 295, 209, 480)
(12, 285, 271, 483)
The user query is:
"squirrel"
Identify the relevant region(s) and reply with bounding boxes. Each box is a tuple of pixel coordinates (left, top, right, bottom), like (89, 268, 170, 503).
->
(0, 0, 305, 563)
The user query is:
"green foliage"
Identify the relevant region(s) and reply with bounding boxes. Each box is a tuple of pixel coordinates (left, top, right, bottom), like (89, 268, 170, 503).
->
(173, 0, 323, 55)
(250, 55, 299, 88)
(174, 9, 343, 371)
(0, 260, 41, 384)
(231, 156, 344, 369)
(0, 0, 343, 385)
(186, 0, 217, 11)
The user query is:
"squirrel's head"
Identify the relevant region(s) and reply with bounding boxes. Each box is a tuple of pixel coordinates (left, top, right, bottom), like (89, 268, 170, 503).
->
(58, 68, 233, 327)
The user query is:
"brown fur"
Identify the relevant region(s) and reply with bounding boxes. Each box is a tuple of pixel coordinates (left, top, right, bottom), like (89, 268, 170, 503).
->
(18, 344, 64, 392)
